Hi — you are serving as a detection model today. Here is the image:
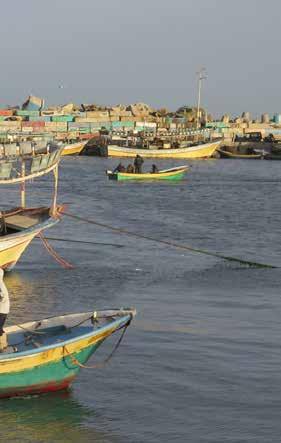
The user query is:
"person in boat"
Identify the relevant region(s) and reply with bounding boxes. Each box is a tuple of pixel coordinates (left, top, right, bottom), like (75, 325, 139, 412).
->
(126, 164, 134, 173)
(134, 154, 144, 173)
(113, 162, 126, 173)
(0, 269, 9, 352)
(151, 164, 159, 173)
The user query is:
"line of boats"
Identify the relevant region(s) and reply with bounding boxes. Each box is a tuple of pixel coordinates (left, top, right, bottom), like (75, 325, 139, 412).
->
(1, 130, 278, 399)
(0, 142, 136, 398)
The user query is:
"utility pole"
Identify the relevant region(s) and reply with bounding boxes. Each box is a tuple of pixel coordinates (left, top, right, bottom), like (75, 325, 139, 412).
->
(196, 67, 207, 130)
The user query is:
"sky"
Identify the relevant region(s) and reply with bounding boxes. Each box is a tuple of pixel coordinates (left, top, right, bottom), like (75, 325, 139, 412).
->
(0, 0, 281, 117)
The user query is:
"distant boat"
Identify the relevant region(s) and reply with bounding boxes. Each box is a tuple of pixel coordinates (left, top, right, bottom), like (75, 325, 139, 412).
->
(0, 308, 136, 398)
(106, 165, 189, 181)
(97, 140, 220, 159)
(61, 141, 86, 156)
(0, 145, 63, 270)
(218, 149, 263, 159)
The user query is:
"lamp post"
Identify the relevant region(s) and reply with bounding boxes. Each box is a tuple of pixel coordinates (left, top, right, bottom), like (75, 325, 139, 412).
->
(196, 68, 207, 130)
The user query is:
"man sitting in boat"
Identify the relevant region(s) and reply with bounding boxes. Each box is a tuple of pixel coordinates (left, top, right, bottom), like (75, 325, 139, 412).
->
(134, 154, 144, 173)
(151, 164, 159, 173)
(126, 164, 134, 173)
(113, 162, 126, 173)
(0, 269, 9, 352)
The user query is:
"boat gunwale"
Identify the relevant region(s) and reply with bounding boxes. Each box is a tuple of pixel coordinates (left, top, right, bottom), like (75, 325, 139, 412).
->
(0, 311, 134, 362)
(0, 215, 59, 243)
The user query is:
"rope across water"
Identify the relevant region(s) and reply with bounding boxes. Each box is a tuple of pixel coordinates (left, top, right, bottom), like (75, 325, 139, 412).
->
(60, 210, 277, 269)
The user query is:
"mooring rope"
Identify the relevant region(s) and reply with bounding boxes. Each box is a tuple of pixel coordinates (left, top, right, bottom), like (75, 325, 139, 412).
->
(63, 319, 131, 369)
(61, 211, 277, 269)
(38, 232, 74, 269)
(35, 236, 124, 248)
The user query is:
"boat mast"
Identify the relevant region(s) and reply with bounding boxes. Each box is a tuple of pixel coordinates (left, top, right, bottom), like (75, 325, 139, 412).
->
(20, 159, 26, 208)
(196, 67, 207, 130)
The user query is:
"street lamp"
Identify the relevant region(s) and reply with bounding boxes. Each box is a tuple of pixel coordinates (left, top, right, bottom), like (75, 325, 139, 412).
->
(196, 67, 207, 130)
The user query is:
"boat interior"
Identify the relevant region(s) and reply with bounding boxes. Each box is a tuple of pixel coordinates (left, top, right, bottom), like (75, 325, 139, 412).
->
(0, 207, 52, 236)
(1, 311, 129, 355)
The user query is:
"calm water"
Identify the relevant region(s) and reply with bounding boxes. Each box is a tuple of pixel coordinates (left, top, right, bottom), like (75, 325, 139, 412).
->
(1, 157, 281, 442)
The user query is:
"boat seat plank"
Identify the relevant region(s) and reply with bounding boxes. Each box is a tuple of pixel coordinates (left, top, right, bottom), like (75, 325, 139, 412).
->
(5, 214, 42, 230)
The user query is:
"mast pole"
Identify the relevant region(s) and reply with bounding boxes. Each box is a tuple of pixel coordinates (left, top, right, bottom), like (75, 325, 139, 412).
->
(20, 159, 26, 208)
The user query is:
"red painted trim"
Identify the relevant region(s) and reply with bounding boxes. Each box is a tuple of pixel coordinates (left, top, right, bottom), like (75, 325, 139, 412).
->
(0, 375, 76, 399)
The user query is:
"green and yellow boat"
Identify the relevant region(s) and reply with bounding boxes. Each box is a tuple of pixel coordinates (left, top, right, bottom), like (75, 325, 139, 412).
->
(0, 308, 135, 398)
(107, 165, 189, 181)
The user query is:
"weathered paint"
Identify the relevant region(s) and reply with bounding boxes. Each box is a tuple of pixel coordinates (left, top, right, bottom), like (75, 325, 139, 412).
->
(0, 312, 132, 398)
(107, 141, 220, 159)
(0, 343, 100, 397)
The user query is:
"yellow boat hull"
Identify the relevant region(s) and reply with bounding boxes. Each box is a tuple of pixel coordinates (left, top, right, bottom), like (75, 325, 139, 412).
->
(0, 233, 37, 270)
(62, 142, 86, 156)
(0, 211, 59, 270)
(107, 141, 220, 159)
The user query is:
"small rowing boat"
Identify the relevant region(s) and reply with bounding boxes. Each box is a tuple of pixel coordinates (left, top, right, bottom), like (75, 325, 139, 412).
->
(218, 149, 263, 159)
(106, 165, 189, 181)
(0, 308, 136, 398)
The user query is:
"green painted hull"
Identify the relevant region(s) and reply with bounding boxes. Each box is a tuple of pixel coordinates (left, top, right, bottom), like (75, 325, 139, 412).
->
(114, 172, 186, 181)
(0, 341, 102, 398)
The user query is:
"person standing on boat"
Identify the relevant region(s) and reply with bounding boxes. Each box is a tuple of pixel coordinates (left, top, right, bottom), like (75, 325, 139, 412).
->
(134, 154, 144, 173)
(0, 269, 9, 351)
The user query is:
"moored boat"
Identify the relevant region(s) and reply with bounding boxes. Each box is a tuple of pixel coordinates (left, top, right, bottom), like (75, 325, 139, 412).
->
(107, 165, 189, 181)
(0, 146, 63, 270)
(0, 308, 136, 398)
(61, 141, 86, 156)
(218, 149, 263, 159)
(102, 140, 220, 159)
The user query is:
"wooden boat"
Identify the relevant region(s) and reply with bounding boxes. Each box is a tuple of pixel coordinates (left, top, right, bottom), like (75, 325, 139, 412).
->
(0, 308, 136, 398)
(107, 165, 189, 181)
(106, 141, 220, 159)
(0, 146, 63, 270)
(218, 149, 263, 159)
(61, 141, 86, 156)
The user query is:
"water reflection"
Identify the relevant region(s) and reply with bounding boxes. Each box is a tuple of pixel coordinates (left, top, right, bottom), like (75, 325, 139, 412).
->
(0, 391, 114, 443)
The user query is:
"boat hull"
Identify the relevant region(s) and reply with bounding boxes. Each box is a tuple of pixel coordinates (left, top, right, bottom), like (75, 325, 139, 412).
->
(218, 149, 262, 159)
(62, 142, 86, 156)
(108, 166, 188, 181)
(0, 342, 100, 398)
(0, 215, 59, 270)
(107, 141, 220, 159)
(0, 310, 134, 398)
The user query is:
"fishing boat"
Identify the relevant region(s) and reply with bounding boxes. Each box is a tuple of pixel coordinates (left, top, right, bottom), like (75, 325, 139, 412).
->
(103, 140, 220, 159)
(61, 141, 86, 156)
(218, 149, 263, 159)
(107, 165, 189, 181)
(0, 308, 135, 398)
(0, 145, 63, 270)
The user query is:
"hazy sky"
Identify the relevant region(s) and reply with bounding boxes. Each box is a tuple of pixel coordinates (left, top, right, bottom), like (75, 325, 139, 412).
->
(1, 0, 280, 117)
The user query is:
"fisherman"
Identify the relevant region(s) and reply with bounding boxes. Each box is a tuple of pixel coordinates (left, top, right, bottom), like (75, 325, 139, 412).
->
(151, 164, 159, 173)
(113, 162, 126, 173)
(126, 164, 134, 173)
(0, 269, 9, 352)
(134, 154, 144, 173)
